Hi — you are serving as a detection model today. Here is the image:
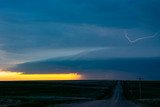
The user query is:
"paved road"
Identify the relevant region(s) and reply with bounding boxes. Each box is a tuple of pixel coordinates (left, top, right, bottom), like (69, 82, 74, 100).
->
(53, 81, 140, 107)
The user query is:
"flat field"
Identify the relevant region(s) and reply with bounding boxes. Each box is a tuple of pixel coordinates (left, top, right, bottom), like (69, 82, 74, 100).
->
(1, 80, 159, 107)
(122, 81, 160, 107)
(0, 80, 115, 107)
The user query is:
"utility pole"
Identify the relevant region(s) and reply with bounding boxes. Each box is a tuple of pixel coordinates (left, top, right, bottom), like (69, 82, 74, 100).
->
(137, 77, 143, 99)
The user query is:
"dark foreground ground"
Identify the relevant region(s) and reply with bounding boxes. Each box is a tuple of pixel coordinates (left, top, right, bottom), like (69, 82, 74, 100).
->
(122, 81, 160, 107)
(0, 80, 159, 107)
(53, 81, 140, 107)
(0, 80, 115, 107)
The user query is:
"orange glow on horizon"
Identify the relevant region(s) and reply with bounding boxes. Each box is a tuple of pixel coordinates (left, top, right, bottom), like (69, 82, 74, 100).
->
(0, 70, 82, 81)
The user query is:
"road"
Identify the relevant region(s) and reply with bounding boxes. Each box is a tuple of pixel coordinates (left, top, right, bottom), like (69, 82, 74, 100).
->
(53, 81, 140, 107)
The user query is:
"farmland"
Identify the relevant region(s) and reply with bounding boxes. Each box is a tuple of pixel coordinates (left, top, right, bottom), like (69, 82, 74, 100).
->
(122, 81, 160, 107)
(0, 80, 160, 107)
(0, 80, 115, 107)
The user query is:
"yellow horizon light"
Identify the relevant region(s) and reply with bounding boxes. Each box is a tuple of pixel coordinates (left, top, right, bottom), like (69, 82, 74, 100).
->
(0, 70, 82, 81)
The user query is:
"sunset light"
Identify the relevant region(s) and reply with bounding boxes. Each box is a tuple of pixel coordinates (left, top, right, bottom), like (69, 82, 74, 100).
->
(0, 70, 82, 81)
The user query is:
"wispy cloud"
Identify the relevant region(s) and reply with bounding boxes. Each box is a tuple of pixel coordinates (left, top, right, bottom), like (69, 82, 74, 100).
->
(124, 31, 159, 44)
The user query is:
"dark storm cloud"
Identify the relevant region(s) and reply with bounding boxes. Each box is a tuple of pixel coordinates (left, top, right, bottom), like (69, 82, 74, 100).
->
(9, 57, 160, 80)
(0, 0, 160, 80)
(0, 0, 160, 51)
(0, 0, 159, 52)
(0, 0, 160, 29)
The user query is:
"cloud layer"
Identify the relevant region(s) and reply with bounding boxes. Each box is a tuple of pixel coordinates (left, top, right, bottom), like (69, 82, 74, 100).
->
(0, 0, 160, 79)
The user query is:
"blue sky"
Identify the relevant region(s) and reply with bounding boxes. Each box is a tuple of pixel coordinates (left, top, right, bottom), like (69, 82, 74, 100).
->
(0, 0, 160, 79)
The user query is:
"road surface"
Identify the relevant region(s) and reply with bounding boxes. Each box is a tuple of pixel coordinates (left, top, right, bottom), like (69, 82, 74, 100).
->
(53, 81, 140, 107)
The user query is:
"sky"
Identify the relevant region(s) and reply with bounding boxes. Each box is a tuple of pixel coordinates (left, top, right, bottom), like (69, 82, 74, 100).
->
(0, 0, 160, 80)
